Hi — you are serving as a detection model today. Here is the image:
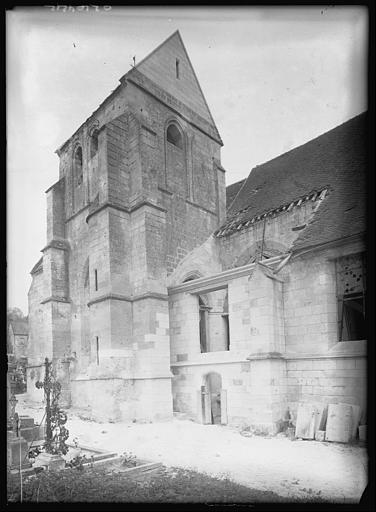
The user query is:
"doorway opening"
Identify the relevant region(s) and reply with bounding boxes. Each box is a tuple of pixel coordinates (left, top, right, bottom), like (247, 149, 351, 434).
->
(202, 372, 223, 425)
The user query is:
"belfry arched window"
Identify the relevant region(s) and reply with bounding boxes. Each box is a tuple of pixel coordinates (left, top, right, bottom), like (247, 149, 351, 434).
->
(167, 123, 183, 149)
(90, 129, 99, 159)
(74, 145, 83, 186)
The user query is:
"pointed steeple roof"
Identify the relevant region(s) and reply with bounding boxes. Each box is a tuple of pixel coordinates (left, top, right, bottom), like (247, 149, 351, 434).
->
(126, 31, 220, 139)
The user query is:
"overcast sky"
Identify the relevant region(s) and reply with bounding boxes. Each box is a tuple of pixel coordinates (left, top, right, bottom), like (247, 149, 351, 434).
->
(7, 6, 367, 313)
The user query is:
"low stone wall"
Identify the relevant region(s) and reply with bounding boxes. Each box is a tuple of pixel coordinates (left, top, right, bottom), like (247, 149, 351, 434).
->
(70, 376, 173, 423)
(172, 351, 366, 432)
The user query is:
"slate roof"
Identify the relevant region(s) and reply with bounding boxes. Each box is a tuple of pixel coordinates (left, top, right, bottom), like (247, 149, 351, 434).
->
(220, 112, 367, 252)
(226, 179, 246, 210)
(10, 319, 29, 336)
(217, 188, 328, 238)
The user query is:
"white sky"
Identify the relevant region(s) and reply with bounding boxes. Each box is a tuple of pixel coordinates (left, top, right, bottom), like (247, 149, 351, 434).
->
(7, 6, 368, 313)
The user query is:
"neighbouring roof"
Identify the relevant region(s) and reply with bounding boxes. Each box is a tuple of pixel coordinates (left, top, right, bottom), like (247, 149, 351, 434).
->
(226, 179, 246, 210)
(219, 112, 367, 251)
(10, 319, 29, 336)
(30, 257, 43, 275)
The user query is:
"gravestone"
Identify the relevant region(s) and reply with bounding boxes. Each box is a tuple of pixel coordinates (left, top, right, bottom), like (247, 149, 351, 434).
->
(18, 415, 41, 442)
(295, 403, 322, 439)
(7, 381, 32, 470)
(350, 405, 361, 440)
(33, 452, 66, 471)
(7, 430, 32, 470)
(325, 403, 353, 443)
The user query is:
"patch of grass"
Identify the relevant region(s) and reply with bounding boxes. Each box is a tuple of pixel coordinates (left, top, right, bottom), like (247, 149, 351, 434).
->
(8, 466, 291, 503)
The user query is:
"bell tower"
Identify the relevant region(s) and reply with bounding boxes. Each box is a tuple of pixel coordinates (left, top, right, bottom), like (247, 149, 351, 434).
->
(28, 31, 225, 422)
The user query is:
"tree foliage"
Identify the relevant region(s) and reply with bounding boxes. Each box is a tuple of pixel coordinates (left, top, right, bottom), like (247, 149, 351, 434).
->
(7, 307, 27, 323)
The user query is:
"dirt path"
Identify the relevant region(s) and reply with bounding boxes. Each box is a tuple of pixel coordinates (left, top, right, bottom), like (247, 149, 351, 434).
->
(18, 396, 367, 503)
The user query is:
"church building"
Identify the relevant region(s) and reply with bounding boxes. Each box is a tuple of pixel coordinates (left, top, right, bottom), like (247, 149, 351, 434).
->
(27, 31, 367, 433)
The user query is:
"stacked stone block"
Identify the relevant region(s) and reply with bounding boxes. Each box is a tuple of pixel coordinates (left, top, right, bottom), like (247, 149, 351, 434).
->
(286, 356, 366, 418)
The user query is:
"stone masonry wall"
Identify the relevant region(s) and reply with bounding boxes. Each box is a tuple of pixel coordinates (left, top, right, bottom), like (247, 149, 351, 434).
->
(65, 209, 91, 364)
(59, 77, 224, 269)
(46, 179, 65, 242)
(286, 356, 367, 422)
(171, 362, 251, 425)
(281, 243, 365, 355)
(280, 240, 367, 418)
(168, 223, 366, 428)
(171, 359, 288, 429)
(125, 82, 223, 272)
(28, 270, 49, 364)
(106, 114, 130, 206)
(219, 200, 318, 269)
(71, 376, 172, 423)
(166, 235, 222, 286)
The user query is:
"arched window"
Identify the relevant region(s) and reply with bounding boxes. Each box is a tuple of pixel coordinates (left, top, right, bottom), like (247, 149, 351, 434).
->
(90, 129, 99, 159)
(74, 146, 83, 186)
(167, 123, 183, 149)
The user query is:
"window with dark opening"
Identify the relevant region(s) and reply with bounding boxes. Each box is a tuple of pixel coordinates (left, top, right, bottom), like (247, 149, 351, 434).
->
(96, 336, 99, 365)
(199, 296, 209, 353)
(94, 269, 98, 291)
(222, 292, 230, 351)
(90, 129, 99, 158)
(176, 59, 180, 79)
(167, 123, 183, 149)
(74, 146, 83, 186)
(336, 253, 366, 341)
(198, 289, 230, 353)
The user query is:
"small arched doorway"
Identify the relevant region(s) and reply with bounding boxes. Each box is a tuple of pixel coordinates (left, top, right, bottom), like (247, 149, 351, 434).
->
(201, 372, 225, 425)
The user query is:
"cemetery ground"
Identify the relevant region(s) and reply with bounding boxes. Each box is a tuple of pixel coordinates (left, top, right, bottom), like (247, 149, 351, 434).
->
(8, 394, 368, 504)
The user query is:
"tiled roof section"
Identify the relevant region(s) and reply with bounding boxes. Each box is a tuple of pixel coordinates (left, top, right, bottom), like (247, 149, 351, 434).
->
(10, 319, 29, 335)
(216, 189, 327, 237)
(222, 112, 367, 250)
(226, 179, 245, 210)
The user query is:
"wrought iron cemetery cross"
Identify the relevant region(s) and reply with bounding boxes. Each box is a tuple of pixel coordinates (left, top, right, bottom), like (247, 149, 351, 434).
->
(35, 357, 69, 455)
